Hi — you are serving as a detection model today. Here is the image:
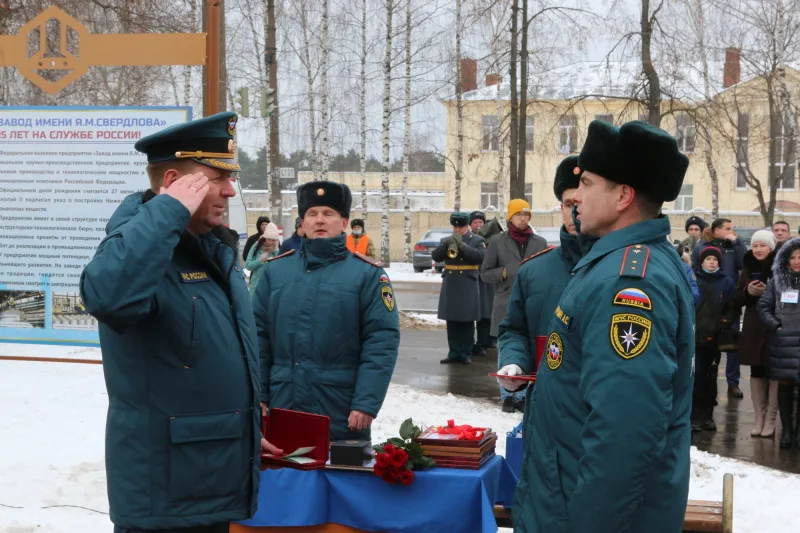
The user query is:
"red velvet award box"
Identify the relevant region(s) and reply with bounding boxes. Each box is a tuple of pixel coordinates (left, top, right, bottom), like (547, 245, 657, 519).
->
(261, 408, 330, 470)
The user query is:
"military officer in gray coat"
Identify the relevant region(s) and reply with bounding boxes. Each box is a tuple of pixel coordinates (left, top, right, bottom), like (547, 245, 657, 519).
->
(470, 210, 494, 357)
(432, 212, 487, 364)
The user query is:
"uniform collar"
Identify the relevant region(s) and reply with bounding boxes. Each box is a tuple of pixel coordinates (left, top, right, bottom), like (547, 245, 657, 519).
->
(575, 216, 671, 271)
(302, 233, 349, 269)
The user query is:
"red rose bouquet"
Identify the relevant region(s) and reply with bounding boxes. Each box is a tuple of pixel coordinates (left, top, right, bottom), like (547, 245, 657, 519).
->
(372, 418, 435, 486)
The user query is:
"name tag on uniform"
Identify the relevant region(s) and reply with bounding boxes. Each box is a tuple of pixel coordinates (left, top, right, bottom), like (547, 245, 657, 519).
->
(180, 271, 210, 283)
(781, 290, 799, 304)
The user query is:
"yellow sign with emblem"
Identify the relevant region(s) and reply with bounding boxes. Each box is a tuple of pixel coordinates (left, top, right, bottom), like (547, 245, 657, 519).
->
(610, 313, 652, 359)
(546, 332, 563, 370)
(381, 286, 395, 311)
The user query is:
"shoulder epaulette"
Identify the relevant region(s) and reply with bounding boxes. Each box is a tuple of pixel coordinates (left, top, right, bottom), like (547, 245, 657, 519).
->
(520, 245, 556, 266)
(619, 244, 650, 278)
(353, 251, 384, 267)
(265, 249, 296, 262)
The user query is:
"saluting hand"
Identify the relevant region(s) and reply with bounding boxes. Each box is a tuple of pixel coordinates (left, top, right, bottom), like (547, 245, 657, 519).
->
(348, 410, 374, 431)
(160, 173, 210, 215)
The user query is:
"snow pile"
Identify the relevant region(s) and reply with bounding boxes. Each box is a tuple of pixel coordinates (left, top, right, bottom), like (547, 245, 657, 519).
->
(400, 312, 445, 330)
(1, 349, 799, 532)
(384, 262, 443, 284)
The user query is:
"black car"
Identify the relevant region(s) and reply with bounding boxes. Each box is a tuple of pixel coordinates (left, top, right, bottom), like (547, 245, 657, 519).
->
(412, 227, 451, 273)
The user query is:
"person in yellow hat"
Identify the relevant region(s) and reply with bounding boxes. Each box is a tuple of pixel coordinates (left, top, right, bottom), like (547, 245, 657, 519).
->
(480, 198, 547, 412)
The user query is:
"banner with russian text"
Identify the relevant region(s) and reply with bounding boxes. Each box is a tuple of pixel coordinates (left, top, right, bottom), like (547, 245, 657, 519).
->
(0, 106, 190, 346)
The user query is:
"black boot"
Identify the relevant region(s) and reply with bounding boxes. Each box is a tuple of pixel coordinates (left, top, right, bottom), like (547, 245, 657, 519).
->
(502, 397, 515, 413)
(778, 383, 794, 449)
(795, 387, 800, 450)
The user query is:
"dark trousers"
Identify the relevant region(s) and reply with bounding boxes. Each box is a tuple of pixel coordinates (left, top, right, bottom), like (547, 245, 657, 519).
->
(114, 524, 228, 533)
(475, 318, 492, 348)
(693, 346, 720, 422)
(446, 320, 475, 361)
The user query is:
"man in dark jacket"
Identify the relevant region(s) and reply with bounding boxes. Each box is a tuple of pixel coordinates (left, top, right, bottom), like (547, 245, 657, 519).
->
(432, 212, 486, 364)
(278, 216, 303, 254)
(243, 215, 270, 261)
(469, 210, 494, 357)
(253, 181, 400, 441)
(80, 112, 278, 532)
(691, 217, 747, 397)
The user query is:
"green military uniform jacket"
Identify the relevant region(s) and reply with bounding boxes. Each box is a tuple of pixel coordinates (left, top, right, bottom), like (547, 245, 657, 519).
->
(253, 235, 400, 441)
(80, 191, 262, 530)
(520, 216, 695, 533)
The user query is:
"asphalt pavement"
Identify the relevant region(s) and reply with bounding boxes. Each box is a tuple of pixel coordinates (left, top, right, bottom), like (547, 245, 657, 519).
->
(395, 330, 800, 475)
(392, 281, 440, 312)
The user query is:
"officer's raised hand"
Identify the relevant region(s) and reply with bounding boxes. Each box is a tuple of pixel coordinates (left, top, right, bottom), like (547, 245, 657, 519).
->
(160, 173, 210, 215)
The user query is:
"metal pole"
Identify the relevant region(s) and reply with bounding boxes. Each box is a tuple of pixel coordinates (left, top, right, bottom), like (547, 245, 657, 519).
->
(204, 0, 221, 116)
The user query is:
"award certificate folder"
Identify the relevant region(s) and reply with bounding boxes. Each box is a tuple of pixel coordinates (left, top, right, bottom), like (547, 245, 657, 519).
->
(261, 408, 330, 470)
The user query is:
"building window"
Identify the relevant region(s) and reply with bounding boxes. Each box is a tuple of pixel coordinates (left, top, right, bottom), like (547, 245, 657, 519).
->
(595, 113, 613, 124)
(772, 115, 797, 190)
(675, 114, 696, 153)
(525, 116, 535, 151)
(480, 182, 499, 209)
(481, 115, 499, 151)
(524, 183, 533, 205)
(674, 184, 693, 211)
(735, 112, 749, 189)
(558, 115, 578, 153)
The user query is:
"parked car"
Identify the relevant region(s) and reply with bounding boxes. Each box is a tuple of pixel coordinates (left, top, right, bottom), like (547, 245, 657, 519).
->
(734, 227, 764, 249)
(412, 227, 451, 273)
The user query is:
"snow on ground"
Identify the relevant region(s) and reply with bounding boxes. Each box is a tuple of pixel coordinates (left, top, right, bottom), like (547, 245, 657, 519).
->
(1, 345, 799, 532)
(404, 312, 446, 327)
(383, 262, 442, 284)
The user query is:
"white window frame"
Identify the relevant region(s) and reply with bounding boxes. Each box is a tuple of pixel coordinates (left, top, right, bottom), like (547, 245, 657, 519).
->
(674, 184, 693, 211)
(558, 115, 578, 154)
(675, 114, 696, 154)
(481, 115, 499, 152)
(735, 112, 749, 190)
(773, 118, 797, 191)
(525, 117, 535, 152)
(524, 183, 533, 206)
(480, 182, 499, 210)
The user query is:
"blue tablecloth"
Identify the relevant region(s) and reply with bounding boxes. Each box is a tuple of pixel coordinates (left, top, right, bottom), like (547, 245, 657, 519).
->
(236, 455, 518, 533)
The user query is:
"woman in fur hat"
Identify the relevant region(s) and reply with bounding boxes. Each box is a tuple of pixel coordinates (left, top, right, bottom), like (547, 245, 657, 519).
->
(735, 230, 778, 437)
(758, 237, 800, 448)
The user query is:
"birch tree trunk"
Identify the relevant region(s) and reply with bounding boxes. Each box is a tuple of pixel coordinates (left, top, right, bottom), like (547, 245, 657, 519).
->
(380, 0, 394, 265)
(492, 28, 507, 212)
(454, 0, 464, 211)
(184, 0, 196, 106)
(360, 0, 368, 212)
(514, 0, 528, 199)
(691, 0, 719, 218)
(320, 0, 330, 180)
(301, 0, 319, 179)
(641, 0, 661, 126)
(402, 0, 413, 262)
(262, 1, 271, 193)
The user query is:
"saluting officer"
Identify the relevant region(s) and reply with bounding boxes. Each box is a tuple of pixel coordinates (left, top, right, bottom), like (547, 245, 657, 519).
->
(253, 181, 400, 441)
(80, 112, 274, 533)
(432, 212, 486, 364)
(519, 120, 695, 533)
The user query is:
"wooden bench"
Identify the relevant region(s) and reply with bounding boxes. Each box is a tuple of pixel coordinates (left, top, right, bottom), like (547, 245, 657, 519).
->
(494, 473, 733, 533)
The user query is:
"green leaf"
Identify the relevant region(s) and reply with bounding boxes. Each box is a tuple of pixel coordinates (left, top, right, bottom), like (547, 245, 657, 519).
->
(373, 444, 384, 453)
(387, 437, 405, 447)
(406, 459, 415, 470)
(418, 456, 436, 468)
(407, 441, 424, 458)
(399, 418, 416, 440)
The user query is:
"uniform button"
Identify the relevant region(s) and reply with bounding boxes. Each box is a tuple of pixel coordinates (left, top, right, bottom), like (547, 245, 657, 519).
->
(306, 270, 311, 273)
(235, 266, 241, 272)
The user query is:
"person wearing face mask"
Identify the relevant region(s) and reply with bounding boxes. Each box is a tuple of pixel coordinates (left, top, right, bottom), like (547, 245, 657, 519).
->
(734, 230, 778, 438)
(692, 247, 737, 432)
(758, 236, 800, 449)
(678, 216, 706, 259)
(345, 218, 376, 259)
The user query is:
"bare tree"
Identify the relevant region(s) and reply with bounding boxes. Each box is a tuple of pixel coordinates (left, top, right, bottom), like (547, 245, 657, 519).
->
(509, 0, 519, 195)
(402, 0, 413, 262)
(516, 0, 528, 197)
(380, 0, 394, 265)
(360, 0, 369, 213)
(641, 0, 662, 126)
(298, 0, 319, 179)
(320, 0, 330, 180)
(454, 0, 465, 211)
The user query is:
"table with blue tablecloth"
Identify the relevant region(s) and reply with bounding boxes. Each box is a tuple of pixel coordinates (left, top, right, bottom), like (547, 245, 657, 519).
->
(230, 455, 518, 533)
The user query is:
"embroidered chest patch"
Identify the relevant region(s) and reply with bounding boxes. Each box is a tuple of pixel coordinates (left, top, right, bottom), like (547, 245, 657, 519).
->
(546, 332, 563, 370)
(180, 271, 210, 283)
(610, 313, 652, 359)
(612, 288, 652, 311)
